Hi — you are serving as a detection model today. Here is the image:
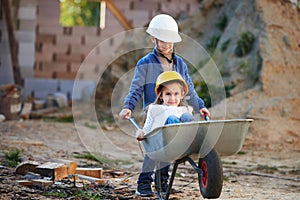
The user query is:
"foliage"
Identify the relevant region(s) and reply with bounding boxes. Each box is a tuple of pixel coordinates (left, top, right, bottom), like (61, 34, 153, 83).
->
(4, 149, 22, 167)
(215, 15, 228, 32)
(41, 116, 74, 123)
(205, 34, 221, 54)
(194, 81, 211, 108)
(235, 31, 255, 57)
(221, 39, 231, 52)
(73, 152, 133, 167)
(60, 0, 100, 27)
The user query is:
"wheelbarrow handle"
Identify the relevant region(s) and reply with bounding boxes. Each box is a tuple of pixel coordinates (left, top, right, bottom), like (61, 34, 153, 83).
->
(128, 117, 141, 130)
(204, 114, 210, 121)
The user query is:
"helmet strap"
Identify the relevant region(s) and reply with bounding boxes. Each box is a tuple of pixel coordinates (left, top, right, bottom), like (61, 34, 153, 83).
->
(155, 38, 174, 64)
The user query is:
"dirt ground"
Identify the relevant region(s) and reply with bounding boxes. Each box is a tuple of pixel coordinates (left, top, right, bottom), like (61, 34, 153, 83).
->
(0, 118, 299, 200)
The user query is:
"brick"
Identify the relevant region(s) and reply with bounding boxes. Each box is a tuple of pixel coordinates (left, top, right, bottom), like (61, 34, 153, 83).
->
(52, 71, 77, 79)
(41, 43, 69, 54)
(54, 53, 84, 63)
(36, 52, 54, 62)
(36, 33, 56, 45)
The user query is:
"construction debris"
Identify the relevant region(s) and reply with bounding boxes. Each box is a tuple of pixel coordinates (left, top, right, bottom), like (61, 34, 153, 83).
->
(35, 162, 68, 181)
(14, 160, 122, 189)
(15, 161, 40, 175)
(75, 167, 103, 179)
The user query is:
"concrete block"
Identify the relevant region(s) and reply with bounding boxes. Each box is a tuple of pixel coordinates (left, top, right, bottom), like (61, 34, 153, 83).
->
(24, 79, 58, 99)
(18, 7, 37, 20)
(14, 31, 35, 43)
(20, 65, 34, 78)
(19, 19, 37, 31)
(18, 55, 35, 67)
(18, 42, 35, 55)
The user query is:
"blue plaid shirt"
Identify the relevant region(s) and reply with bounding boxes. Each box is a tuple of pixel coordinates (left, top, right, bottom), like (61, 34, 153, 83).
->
(123, 49, 205, 112)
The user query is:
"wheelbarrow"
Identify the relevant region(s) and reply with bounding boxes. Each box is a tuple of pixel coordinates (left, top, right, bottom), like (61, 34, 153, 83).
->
(129, 118, 253, 199)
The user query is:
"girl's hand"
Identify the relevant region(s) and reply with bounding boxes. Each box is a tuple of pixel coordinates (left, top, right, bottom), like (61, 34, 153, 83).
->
(135, 129, 145, 141)
(199, 108, 210, 117)
(119, 109, 132, 120)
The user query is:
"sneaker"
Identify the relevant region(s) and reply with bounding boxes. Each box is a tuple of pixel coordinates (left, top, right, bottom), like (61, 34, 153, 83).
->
(135, 183, 154, 196)
(155, 182, 169, 195)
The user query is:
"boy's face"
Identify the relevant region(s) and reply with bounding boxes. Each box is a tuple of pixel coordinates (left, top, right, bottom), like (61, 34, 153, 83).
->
(160, 82, 184, 106)
(152, 37, 174, 54)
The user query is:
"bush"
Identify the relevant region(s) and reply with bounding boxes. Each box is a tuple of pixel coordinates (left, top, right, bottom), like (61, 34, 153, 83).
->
(206, 35, 221, 54)
(215, 15, 228, 32)
(4, 149, 22, 167)
(234, 32, 255, 57)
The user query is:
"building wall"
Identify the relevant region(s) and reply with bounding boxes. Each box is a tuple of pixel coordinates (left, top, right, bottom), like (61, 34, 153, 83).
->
(21, 0, 200, 99)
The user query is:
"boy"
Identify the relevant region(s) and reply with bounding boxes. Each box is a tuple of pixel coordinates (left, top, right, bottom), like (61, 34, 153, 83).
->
(119, 14, 210, 196)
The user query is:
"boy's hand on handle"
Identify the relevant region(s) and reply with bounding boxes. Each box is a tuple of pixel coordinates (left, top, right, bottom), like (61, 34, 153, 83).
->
(135, 129, 145, 141)
(119, 108, 132, 120)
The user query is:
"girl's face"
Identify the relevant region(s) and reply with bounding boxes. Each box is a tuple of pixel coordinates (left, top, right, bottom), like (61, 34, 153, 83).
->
(160, 82, 184, 106)
(152, 37, 174, 54)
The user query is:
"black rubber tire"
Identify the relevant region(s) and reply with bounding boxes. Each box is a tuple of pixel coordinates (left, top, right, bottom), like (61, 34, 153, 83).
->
(198, 149, 223, 199)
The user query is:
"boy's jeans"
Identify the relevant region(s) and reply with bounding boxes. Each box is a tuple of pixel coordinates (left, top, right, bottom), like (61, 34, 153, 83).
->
(137, 112, 194, 186)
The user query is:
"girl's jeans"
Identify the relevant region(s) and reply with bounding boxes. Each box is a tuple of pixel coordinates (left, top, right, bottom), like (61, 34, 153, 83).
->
(137, 112, 194, 185)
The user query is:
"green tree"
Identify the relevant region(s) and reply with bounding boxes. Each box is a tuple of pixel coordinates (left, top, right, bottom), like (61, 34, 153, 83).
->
(60, 0, 100, 27)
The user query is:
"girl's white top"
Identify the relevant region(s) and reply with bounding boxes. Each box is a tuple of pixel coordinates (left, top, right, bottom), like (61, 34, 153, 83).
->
(143, 104, 193, 133)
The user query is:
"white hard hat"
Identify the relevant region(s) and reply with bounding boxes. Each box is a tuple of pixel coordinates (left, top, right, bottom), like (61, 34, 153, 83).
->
(146, 14, 182, 43)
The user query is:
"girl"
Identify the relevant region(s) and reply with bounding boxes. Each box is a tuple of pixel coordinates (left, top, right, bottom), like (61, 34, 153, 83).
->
(135, 71, 195, 196)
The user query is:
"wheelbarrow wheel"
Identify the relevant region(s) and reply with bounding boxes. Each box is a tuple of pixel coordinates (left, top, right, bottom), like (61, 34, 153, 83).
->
(198, 149, 223, 199)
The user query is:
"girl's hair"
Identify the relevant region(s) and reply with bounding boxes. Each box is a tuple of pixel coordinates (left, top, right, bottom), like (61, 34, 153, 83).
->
(154, 80, 188, 106)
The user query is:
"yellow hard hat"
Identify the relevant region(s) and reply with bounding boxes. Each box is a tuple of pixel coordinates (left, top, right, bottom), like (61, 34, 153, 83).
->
(155, 71, 188, 95)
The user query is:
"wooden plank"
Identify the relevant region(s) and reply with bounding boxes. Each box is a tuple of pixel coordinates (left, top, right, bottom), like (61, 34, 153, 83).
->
(20, 102, 33, 120)
(50, 159, 78, 175)
(75, 174, 106, 184)
(17, 180, 33, 186)
(75, 167, 103, 178)
(35, 162, 68, 181)
(32, 179, 53, 186)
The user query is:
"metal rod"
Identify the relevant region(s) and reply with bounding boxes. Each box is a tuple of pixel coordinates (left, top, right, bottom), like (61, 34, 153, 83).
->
(128, 117, 141, 130)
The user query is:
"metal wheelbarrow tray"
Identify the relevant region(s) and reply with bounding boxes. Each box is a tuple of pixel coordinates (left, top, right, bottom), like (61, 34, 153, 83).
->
(138, 119, 253, 199)
(143, 119, 253, 162)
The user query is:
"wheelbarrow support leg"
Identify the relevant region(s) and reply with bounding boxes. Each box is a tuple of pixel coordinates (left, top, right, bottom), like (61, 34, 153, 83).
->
(165, 156, 203, 200)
